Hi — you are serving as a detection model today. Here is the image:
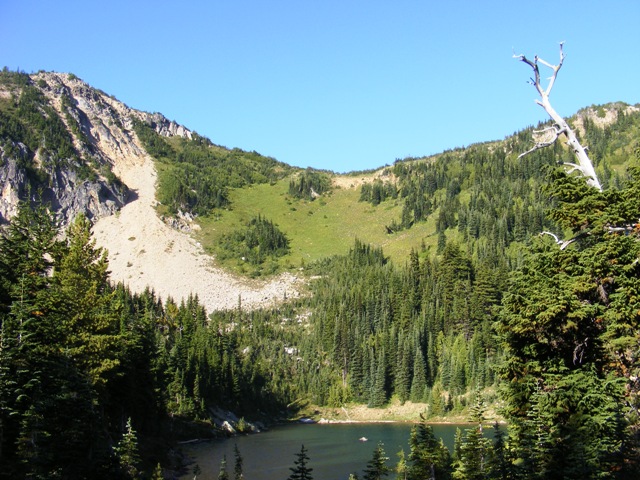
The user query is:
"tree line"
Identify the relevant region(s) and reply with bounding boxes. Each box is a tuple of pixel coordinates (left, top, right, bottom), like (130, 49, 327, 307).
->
(132, 120, 293, 216)
(288, 169, 332, 201)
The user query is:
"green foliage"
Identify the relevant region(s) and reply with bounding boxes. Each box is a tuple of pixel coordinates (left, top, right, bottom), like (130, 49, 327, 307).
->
(288, 444, 314, 480)
(362, 442, 391, 480)
(359, 177, 398, 206)
(405, 416, 452, 480)
(4, 70, 640, 478)
(289, 169, 332, 201)
(497, 165, 640, 477)
(114, 417, 141, 479)
(383, 138, 556, 239)
(0, 201, 299, 477)
(218, 214, 290, 274)
(299, 237, 500, 409)
(451, 394, 493, 480)
(200, 109, 640, 270)
(132, 119, 291, 215)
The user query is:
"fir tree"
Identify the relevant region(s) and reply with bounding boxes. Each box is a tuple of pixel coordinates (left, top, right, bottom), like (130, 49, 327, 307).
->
(410, 347, 427, 403)
(114, 417, 141, 479)
(151, 463, 164, 480)
(233, 443, 244, 480)
(363, 442, 391, 480)
(288, 444, 313, 480)
(218, 455, 230, 480)
(497, 166, 640, 477)
(407, 415, 452, 480)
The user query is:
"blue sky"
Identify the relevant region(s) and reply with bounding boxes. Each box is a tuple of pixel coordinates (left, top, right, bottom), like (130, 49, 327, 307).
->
(1, 1, 639, 173)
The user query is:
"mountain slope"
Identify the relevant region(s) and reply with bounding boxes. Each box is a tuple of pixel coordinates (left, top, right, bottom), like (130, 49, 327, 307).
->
(0, 70, 301, 311)
(90, 138, 301, 311)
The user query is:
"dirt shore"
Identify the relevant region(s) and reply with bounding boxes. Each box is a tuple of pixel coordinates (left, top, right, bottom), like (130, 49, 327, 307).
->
(300, 398, 504, 425)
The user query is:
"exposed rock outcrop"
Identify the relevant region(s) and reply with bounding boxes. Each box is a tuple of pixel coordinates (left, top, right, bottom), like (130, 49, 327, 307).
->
(0, 71, 192, 226)
(0, 70, 301, 313)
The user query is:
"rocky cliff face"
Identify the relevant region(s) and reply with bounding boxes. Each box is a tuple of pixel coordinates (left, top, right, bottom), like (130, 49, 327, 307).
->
(0, 71, 191, 226)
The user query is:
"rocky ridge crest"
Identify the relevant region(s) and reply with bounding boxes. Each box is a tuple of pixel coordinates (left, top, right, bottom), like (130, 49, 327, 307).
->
(0, 71, 191, 225)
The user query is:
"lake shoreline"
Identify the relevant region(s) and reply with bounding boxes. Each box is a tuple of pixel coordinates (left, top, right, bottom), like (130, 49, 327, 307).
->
(312, 418, 476, 425)
(300, 397, 504, 425)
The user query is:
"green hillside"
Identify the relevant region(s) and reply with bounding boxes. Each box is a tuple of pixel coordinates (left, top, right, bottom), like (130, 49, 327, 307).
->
(135, 102, 640, 277)
(3, 68, 640, 478)
(196, 174, 436, 271)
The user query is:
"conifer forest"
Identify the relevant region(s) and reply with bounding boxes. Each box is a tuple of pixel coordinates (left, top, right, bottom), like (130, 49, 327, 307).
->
(1, 67, 640, 478)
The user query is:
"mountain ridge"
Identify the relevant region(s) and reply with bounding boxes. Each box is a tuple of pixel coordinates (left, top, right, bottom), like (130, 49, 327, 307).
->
(1, 69, 638, 312)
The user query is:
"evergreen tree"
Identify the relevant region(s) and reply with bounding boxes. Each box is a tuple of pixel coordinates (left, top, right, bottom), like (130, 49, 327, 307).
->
(151, 463, 164, 480)
(410, 347, 427, 403)
(486, 423, 510, 480)
(363, 442, 391, 480)
(497, 166, 640, 477)
(407, 415, 452, 480)
(369, 348, 388, 407)
(288, 444, 313, 480)
(114, 417, 141, 479)
(233, 443, 244, 480)
(51, 214, 121, 388)
(394, 338, 412, 404)
(451, 393, 492, 480)
(218, 455, 230, 480)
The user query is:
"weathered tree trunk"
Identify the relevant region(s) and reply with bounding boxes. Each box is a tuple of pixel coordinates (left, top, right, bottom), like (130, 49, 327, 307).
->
(515, 43, 602, 191)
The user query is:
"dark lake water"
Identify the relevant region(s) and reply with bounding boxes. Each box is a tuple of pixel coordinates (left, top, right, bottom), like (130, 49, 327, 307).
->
(179, 422, 468, 480)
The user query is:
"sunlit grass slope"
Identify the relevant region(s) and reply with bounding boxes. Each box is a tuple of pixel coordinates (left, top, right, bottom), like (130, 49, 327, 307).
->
(195, 173, 438, 272)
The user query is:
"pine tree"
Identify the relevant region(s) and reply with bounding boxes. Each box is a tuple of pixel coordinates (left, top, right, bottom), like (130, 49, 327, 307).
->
(288, 444, 313, 480)
(218, 454, 230, 480)
(363, 442, 391, 480)
(407, 415, 452, 480)
(114, 417, 141, 479)
(233, 443, 244, 480)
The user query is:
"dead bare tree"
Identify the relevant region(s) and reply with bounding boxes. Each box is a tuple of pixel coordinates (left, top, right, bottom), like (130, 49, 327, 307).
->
(514, 43, 602, 191)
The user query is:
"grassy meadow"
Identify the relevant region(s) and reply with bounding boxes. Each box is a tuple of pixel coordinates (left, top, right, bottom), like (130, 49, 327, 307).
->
(194, 172, 439, 273)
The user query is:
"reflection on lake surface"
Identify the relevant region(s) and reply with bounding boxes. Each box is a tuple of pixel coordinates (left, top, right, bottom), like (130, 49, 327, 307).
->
(179, 422, 469, 480)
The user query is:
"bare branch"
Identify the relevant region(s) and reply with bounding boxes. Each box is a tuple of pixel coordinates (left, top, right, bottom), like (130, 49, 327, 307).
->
(605, 222, 639, 234)
(515, 43, 602, 191)
(563, 163, 581, 174)
(573, 337, 588, 365)
(540, 230, 589, 250)
(517, 124, 565, 158)
(540, 231, 560, 243)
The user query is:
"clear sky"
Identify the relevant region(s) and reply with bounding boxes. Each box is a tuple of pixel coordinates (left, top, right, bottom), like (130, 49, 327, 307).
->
(1, 1, 639, 173)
